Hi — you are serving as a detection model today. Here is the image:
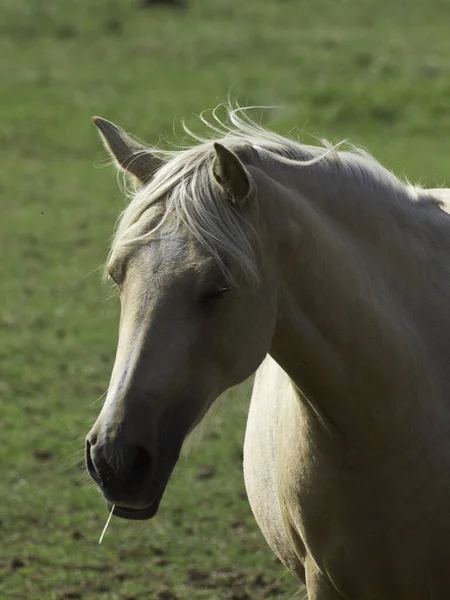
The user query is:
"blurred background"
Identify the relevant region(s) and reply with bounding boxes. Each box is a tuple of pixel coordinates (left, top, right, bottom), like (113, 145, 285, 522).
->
(1, 0, 449, 598)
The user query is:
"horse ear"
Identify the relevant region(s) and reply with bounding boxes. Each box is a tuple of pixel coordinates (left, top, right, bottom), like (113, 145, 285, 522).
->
(426, 188, 450, 212)
(92, 117, 164, 185)
(212, 143, 251, 203)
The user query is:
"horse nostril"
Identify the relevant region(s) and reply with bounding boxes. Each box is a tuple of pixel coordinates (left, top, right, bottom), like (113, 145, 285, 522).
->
(131, 446, 153, 480)
(85, 439, 98, 481)
(85, 434, 154, 497)
(85, 439, 91, 462)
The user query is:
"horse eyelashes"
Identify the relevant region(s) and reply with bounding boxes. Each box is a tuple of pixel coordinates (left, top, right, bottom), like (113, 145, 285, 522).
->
(198, 286, 232, 305)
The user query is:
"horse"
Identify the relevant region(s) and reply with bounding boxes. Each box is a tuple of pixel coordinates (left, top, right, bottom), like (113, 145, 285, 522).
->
(86, 106, 450, 599)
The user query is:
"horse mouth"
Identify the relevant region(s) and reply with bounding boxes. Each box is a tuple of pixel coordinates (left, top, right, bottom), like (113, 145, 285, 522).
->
(107, 488, 165, 521)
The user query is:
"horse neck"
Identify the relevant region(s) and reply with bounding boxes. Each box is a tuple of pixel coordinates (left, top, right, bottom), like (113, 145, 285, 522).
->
(260, 160, 440, 448)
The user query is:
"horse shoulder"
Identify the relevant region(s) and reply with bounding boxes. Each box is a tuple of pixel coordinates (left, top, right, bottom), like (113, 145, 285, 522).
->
(243, 355, 306, 581)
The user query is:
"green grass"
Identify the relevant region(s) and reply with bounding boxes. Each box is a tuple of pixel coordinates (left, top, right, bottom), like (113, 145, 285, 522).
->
(0, 0, 449, 598)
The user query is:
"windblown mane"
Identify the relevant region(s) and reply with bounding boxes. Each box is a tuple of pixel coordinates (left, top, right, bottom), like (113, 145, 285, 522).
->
(108, 105, 427, 284)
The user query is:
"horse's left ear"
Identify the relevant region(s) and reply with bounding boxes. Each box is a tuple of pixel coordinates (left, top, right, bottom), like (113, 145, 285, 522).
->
(212, 143, 251, 203)
(92, 116, 164, 185)
(426, 188, 450, 212)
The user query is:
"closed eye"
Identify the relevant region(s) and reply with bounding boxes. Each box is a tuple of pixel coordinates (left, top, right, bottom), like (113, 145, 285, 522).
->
(106, 260, 127, 289)
(107, 271, 120, 288)
(198, 286, 232, 305)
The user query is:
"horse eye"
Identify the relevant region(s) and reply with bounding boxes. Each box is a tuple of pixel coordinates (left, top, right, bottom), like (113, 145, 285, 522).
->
(198, 286, 231, 305)
(108, 272, 120, 287)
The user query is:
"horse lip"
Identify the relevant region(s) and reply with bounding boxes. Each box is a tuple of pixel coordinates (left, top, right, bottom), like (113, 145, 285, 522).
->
(110, 504, 158, 521)
(106, 488, 165, 521)
(100, 448, 181, 521)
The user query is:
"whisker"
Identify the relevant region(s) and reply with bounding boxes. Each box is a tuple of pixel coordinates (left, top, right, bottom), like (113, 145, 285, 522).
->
(82, 264, 104, 280)
(58, 458, 85, 475)
(86, 390, 108, 409)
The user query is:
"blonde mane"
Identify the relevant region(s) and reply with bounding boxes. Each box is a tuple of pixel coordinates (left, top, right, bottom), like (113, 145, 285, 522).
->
(108, 105, 426, 284)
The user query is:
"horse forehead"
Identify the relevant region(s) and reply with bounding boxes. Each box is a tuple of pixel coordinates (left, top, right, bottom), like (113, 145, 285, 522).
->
(130, 233, 209, 282)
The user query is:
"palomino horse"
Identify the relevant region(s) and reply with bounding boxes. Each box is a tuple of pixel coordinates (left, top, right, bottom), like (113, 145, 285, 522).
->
(86, 107, 450, 599)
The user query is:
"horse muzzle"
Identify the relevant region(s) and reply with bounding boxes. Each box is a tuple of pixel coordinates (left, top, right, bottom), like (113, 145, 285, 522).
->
(106, 488, 165, 520)
(85, 422, 182, 520)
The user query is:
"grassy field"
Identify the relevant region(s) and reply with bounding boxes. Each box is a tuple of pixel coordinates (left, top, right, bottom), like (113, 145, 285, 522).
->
(1, 0, 449, 598)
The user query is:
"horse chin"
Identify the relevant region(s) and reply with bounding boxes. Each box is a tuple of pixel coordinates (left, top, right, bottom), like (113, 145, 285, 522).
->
(107, 489, 165, 521)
